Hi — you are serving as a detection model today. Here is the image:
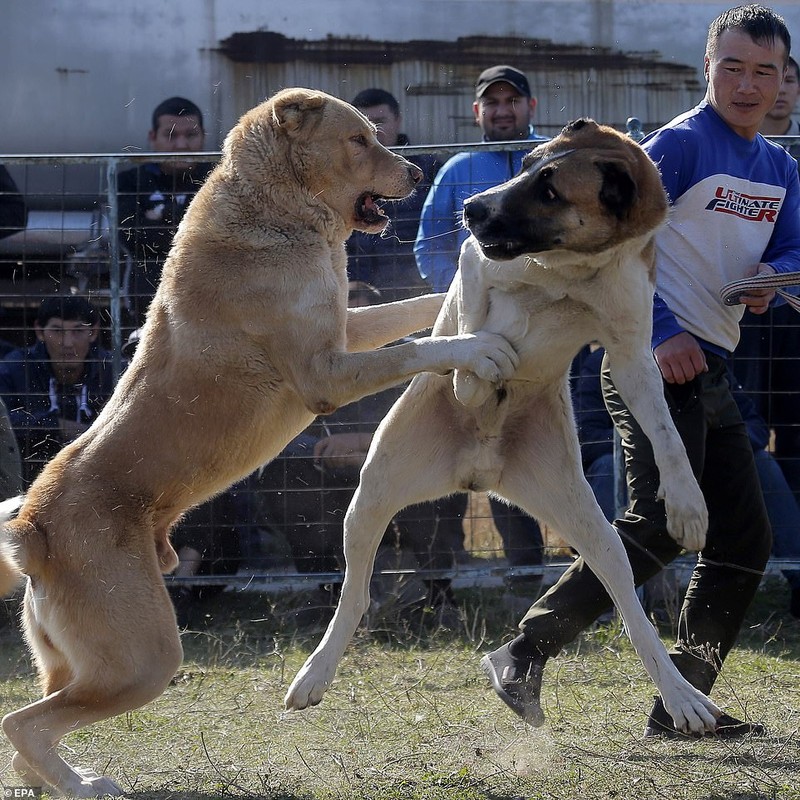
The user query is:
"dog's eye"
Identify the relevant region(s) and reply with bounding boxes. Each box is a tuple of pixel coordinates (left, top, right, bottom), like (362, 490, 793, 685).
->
(351, 134, 369, 148)
(540, 184, 560, 204)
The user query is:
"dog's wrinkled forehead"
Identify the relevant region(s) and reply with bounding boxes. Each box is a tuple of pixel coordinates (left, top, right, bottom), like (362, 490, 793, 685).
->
(520, 148, 577, 175)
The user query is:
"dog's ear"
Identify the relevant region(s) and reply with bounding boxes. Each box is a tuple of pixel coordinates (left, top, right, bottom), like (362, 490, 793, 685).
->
(270, 88, 326, 136)
(595, 158, 638, 219)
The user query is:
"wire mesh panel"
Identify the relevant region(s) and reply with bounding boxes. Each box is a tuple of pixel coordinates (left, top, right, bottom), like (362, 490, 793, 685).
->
(1, 145, 798, 625)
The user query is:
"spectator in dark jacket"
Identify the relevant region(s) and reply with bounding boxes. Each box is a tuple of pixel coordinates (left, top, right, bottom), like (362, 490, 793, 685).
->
(117, 97, 214, 324)
(0, 296, 116, 484)
(346, 88, 442, 301)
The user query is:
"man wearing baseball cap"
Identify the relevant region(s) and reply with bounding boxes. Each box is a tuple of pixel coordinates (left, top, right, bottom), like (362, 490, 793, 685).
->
(414, 65, 545, 292)
(413, 64, 548, 612)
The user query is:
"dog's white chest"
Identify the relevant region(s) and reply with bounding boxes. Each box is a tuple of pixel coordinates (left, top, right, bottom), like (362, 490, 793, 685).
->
(484, 284, 593, 381)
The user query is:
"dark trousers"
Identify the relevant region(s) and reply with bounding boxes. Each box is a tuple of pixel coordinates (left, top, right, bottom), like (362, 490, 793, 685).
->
(520, 352, 772, 694)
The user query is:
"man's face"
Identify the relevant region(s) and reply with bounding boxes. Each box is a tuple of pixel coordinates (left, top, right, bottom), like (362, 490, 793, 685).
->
(35, 317, 98, 368)
(473, 82, 536, 141)
(704, 28, 786, 140)
(766, 62, 800, 125)
(148, 113, 205, 175)
(356, 103, 401, 147)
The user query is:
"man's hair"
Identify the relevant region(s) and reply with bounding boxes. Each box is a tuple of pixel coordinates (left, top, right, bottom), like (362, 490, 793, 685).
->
(706, 4, 791, 63)
(151, 96, 204, 133)
(351, 88, 400, 116)
(37, 296, 98, 327)
(788, 55, 799, 78)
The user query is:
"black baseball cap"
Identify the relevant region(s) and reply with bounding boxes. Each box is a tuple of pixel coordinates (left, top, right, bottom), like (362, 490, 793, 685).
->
(475, 65, 531, 99)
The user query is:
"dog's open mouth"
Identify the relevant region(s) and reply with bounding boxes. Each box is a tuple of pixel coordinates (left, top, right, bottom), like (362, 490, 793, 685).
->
(475, 238, 529, 261)
(355, 192, 390, 228)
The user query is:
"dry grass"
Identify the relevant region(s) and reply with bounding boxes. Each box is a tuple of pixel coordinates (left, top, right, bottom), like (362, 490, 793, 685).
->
(0, 579, 798, 799)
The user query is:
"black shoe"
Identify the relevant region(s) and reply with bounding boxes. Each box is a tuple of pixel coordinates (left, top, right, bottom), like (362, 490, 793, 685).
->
(480, 642, 547, 726)
(643, 696, 766, 739)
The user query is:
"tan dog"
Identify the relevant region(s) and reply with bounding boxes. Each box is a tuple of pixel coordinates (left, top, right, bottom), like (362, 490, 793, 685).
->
(285, 119, 722, 736)
(0, 88, 517, 797)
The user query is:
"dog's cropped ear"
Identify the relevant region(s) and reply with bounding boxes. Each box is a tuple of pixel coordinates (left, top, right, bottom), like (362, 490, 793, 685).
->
(271, 89, 326, 137)
(595, 158, 638, 220)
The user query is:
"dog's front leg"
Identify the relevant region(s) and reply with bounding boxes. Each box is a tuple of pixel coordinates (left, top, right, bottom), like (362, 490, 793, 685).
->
(284, 481, 392, 711)
(453, 238, 495, 407)
(346, 293, 446, 352)
(606, 345, 707, 552)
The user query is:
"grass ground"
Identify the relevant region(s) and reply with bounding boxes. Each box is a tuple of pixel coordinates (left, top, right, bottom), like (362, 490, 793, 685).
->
(0, 577, 798, 799)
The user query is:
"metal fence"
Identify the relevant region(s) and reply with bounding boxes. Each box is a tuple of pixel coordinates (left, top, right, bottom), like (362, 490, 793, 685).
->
(1, 143, 798, 603)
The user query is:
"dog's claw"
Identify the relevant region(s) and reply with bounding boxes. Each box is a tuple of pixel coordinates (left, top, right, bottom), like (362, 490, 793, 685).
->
(663, 687, 721, 736)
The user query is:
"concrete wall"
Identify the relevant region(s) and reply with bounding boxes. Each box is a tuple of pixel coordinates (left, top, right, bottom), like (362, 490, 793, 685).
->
(4, 0, 800, 156)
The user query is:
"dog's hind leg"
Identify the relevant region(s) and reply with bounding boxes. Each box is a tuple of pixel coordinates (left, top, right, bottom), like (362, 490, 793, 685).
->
(3, 563, 183, 797)
(495, 402, 720, 735)
(285, 383, 460, 711)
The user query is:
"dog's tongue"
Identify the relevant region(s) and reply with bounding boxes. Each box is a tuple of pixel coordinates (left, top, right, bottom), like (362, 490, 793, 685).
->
(364, 195, 380, 213)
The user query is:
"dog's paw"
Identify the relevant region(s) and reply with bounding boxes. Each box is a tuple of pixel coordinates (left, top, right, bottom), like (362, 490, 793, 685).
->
(460, 331, 519, 383)
(663, 683, 721, 736)
(55, 767, 123, 798)
(284, 658, 335, 711)
(453, 369, 495, 407)
(659, 479, 708, 552)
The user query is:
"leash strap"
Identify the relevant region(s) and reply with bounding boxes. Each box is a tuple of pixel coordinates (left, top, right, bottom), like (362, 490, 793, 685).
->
(719, 270, 800, 313)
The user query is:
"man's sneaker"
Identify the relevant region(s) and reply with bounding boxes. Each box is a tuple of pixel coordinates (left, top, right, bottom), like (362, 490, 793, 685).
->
(643, 695, 766, 739)
(480, 642, 547, 726)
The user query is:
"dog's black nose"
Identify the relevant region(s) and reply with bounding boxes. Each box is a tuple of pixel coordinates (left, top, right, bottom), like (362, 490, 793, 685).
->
(463, 197, 488, 227)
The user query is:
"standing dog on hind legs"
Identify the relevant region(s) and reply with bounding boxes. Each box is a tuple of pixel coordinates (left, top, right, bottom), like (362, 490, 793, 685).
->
(0, 87, 518, 798)
(285, 119, 723, 736)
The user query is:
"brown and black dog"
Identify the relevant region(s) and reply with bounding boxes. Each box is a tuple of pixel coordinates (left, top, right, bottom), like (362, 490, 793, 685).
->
(285, 119, 721, 737)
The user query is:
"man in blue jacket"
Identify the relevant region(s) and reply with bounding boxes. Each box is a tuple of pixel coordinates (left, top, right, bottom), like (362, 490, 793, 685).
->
(413, 65, 548, 293)
(0, 296, 116, 484)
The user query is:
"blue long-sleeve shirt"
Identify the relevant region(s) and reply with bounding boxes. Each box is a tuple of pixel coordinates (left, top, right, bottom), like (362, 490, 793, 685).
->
(413, 131, 547, 292)
(641, 102, 800, 356)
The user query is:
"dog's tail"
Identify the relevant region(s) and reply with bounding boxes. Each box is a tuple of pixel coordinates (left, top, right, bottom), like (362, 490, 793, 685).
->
(0, 495, 25, 596)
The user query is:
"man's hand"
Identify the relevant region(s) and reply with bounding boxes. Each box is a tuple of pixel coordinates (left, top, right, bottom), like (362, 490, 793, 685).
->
(654, 332, 708, 384)
(739, 262, 776, 315)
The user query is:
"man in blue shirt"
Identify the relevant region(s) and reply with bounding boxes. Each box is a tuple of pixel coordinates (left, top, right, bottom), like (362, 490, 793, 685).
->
(482, 5, 799, 738)
(414, 65, 548, 293)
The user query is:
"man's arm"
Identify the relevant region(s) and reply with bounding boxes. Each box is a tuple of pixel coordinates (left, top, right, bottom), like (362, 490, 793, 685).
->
(761, 151, 800, 276)
(642, 128, 709, 384)
(413, 168, 462, 293)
